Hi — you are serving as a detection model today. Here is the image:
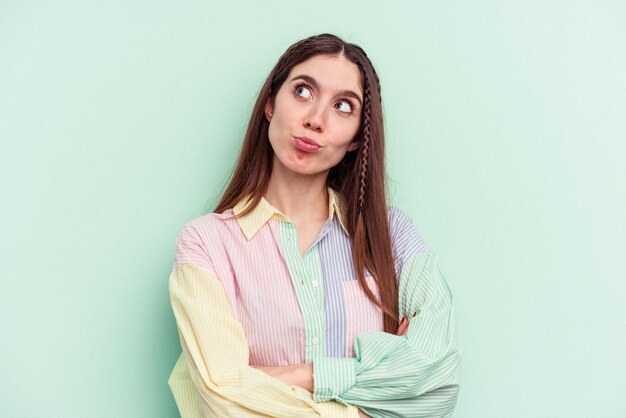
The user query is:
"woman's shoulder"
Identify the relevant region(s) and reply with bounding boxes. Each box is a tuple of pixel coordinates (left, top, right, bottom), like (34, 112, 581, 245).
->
(386, 205, 433, 270)
(175, 209, 238, 245)
(172, 209, 238, 271)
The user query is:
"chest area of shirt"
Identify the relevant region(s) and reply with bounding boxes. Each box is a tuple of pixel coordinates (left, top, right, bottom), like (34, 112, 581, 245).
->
(226, 219, 383, 364)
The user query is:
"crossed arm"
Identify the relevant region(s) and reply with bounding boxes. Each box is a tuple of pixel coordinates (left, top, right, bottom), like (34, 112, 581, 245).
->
(250, 316, 414, 417)
(252, 252, 462, 418)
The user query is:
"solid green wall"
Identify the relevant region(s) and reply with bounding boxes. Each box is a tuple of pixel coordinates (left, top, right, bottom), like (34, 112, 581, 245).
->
(1, 1, 625, 416)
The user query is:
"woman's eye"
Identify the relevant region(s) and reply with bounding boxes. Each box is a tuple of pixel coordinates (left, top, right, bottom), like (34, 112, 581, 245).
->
(295, 84, 312, 98)
(295, 83, 353, 114)
(336, 100, 353, 114)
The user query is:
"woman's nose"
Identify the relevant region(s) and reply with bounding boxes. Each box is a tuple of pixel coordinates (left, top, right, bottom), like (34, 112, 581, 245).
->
(304, 104, 325, 132)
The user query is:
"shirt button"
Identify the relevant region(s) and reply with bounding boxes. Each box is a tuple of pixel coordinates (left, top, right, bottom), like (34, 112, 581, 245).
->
(311, 280, 318, 287)
(312, 337, 319, 345)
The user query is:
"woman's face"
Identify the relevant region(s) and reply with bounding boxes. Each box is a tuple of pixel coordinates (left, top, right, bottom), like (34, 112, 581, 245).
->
(265, 54, 363, 177)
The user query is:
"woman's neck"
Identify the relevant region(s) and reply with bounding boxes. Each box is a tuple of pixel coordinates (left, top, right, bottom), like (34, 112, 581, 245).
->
(264, 162, 329, 226)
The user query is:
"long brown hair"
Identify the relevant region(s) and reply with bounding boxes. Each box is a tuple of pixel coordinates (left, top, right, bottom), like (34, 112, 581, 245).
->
(214, 33, 398, 333)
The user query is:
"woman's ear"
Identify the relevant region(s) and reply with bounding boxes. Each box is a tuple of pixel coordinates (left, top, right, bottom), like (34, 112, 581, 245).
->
(347, 141, 359, 152)
(264, 99, 273, 122)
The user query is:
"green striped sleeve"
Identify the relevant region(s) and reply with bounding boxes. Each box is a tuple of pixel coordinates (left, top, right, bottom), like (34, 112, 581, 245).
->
(312, 252, 462, 417)
(311, 357, 357, 405)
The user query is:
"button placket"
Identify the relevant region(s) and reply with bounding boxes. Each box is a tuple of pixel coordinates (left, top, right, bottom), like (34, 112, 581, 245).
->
(287, 224, 305, 286)
(281, 220, 326, 361)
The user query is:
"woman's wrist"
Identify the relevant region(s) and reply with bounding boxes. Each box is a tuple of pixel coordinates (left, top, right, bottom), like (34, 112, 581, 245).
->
(297, 362, 314, 392)
(280, 363, 314, 392)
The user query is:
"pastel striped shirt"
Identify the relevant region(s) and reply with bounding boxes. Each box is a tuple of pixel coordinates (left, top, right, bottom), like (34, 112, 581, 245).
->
(168, 186, 462, 417)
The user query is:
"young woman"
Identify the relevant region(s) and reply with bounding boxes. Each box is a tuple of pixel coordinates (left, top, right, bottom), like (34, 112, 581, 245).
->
(167, 33, 462, 417)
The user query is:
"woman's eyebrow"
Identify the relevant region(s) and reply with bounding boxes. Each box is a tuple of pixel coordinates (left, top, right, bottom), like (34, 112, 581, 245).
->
(290, 74, 363, 106)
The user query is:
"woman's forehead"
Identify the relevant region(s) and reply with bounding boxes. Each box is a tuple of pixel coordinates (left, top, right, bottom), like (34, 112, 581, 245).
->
(287, 55, 363, 96)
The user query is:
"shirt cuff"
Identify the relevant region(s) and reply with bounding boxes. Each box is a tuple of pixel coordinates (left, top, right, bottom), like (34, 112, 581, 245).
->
(312, 356, 357, 404)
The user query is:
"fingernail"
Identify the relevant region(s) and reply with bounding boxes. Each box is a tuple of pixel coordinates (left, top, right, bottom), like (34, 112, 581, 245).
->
(412, 312, 417, 317)
(400, 316, 406, 325)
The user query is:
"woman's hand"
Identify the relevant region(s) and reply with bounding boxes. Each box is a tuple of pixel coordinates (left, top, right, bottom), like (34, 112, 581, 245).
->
(358, 410, 372, 418)
(396, 312, 416, 337)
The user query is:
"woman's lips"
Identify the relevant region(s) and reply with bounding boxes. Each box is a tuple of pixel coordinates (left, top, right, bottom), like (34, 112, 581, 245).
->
(293, 136, 321, 152)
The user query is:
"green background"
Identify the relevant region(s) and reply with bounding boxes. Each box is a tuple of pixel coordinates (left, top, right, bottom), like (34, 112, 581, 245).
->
(2, 1, 625, 416)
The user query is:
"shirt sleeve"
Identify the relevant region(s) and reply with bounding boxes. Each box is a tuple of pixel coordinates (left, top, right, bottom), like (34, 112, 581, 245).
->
(168, 223, 360, 418)
(312, 251, 462, 418)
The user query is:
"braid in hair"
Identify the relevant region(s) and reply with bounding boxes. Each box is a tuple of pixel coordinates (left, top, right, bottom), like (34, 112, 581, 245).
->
(353, 60, 373, 285)
(357, 56, 380, 215)
(358, 68, 371, 215)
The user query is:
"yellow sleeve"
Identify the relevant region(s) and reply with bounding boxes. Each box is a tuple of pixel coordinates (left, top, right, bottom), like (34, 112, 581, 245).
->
(168, 262, 360, 418)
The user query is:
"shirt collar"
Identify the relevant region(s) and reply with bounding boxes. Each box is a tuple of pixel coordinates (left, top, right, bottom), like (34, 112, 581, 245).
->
(233, 186, 350, 241)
